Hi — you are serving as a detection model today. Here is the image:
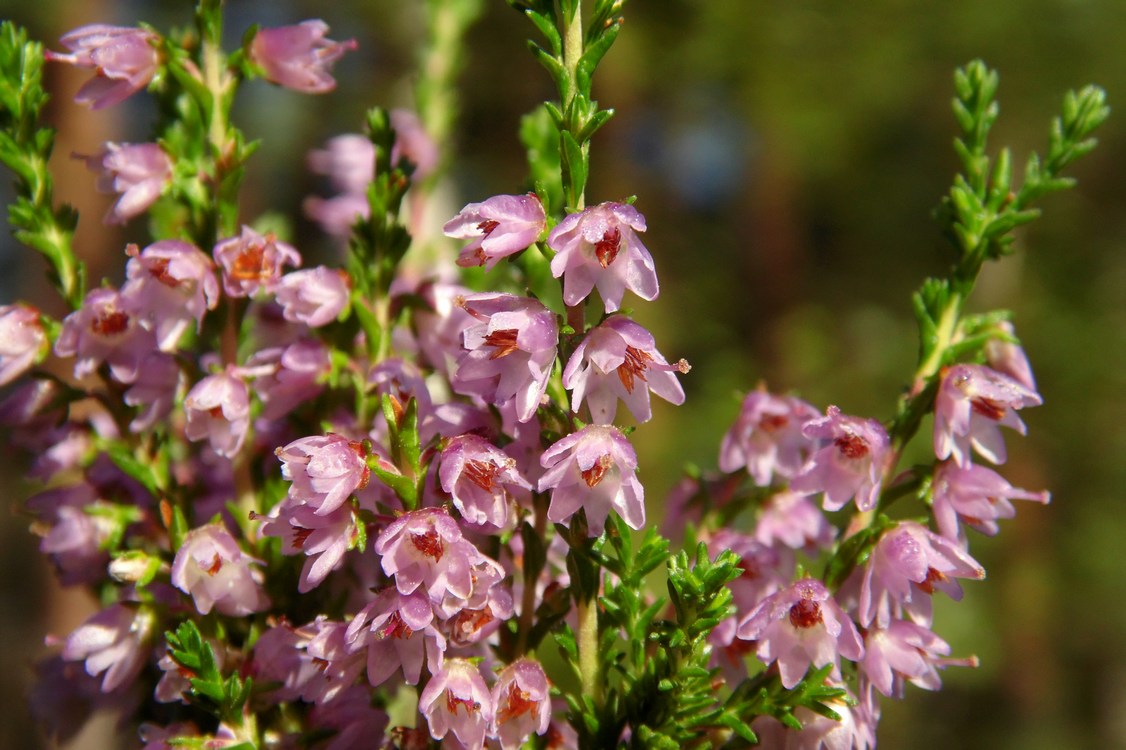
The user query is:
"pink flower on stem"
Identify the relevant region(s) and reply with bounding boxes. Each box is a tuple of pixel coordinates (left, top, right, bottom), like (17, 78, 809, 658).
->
(934, 364, 1041, 467)
(857, 521, 985, 628)
(257, 499, 359, 592)
(170, 525, 269, 616)
(61, 603, 153, 693)
(123, 351, 181, 432)
(277, 433, 371, 516)
(736, 578, 863, 690)
(247, 339, 330, 420)
(490, 659, 552, 750)
(444, 193, 547, 269)
(55, 287, 156, 384)
(931, 461, 1049, 541)
(985, 321, 1036, 391)
(213, 226, 301, 298)
(308, 133, 375, 195)
(452, 293, 558, 424)
(789, 406, 890, 512)
(718, 390, 820, 484)
(861, 619, 977, 698)
(250, 20, 356, 94)
(275, 266, 350, 327)
(80, 142, 172, 225)
(419, 658, 493, 750)
(563, 315, 689, 424)
(753, 490, 837, 553)
(345, 587, 444, 687)
(547, 201, 658, 313)
(121, 240, 219, 350)
(0, 303, 46, 386)
(184, 368, 250, 458)
(374, 507, 483, 603)
(538, 424, 645, 536)
(46, 25, 159, 109)
(439, 433, 530, 528)
(390, 109, 439, 180)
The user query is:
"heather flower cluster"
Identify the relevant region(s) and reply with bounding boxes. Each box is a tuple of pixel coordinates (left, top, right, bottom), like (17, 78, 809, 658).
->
(2, 3, 1102, 749)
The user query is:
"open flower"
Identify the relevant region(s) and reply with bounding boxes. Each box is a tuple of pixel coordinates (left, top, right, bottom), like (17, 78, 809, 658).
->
(55, 287, 156, 384)
(0, 304, 46, 387)
(80, 142, 172, 225)
(563, 315, 688, 424)
(931, 461, 1049, 541)
(444, 193, 546, 269)
(934, 364, 1041, 467)
(275, 266, 350, 327)
(374, 507, 484, 604)
(861, 619, 977, 698)
(171, 525, 269, 616)
(419, 658, 493, 750)
(345, 588, 444, 687)
(491, 659, 552, 750)
(46, 24, 159, 109)
(538, 424, 644, 535)
(183, 368, 250, 458)
(718, 390, 819, 484)
(439, 433, 530, 528)
(213, 226, 301, 298)
(789, 406, 890, 512)
(277, 433, 371, 516)
(250, 20, 356, 94)
(548, 201, 658, 312)
(61, 604, 153, 693)
(121, 240, 219, 350)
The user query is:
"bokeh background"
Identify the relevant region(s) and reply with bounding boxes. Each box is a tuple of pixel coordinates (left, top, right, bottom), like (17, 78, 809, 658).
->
(0, 1, 1123, 748)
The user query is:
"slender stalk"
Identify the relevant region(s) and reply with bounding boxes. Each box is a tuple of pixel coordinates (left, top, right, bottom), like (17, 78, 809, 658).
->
(577, 595, 600, 703)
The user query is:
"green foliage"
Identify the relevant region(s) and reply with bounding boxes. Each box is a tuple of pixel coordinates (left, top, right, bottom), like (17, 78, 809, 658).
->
(164, 620, 254, 728)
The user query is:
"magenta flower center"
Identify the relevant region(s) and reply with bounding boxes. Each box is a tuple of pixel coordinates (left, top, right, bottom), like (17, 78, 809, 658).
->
(477, 219, 500, 236)
(917, 567, 947, 594)
(834, 433, 870, 459)
(788, 598, 823, 629)
(410, 528, 445, 560)
(616, 345, 652, 394)
(581, 454, 613, 488)
(463, 459, 501, 491)
(594, 227, 621, 268)
(497, 683, 537, 722)
(91, 308, 130, 336)
(291, 526, 314, 550)
(205, 554, 223, 576)
(379, 611, 413, 640)
(484, 329, 520, 359)
(445, 692, 481, 716)
(147, 258, 182, 288)
(970, 397, 1006, 421)
(759, 414, 789, 432)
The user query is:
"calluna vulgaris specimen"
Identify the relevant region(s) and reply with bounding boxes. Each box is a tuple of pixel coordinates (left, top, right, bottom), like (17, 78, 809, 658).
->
(0, 0, 1107, 748)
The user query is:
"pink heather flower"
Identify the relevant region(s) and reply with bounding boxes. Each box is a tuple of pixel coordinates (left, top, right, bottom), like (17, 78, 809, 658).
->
(308, 133, 375, 195)
(345, 588, 444, 687)
(213, 226, 301, 298)
(934, 364, 1042, 467)
(789, 406, 890, 512)
(253, 619, 332, 703)
(184, 369, 250, 458)
(862, 619, 977, 698)
(121, 240, 219, 350)
(276, 266, 350, 327)
(857, 521, 985, 628)
(55, 287, 156, 384)
(247, 339, 330, 420)
(985, 321, 1036, 391)
(0, 303, 46, 386)
(442, 584, 514, 647)
(931, 461, 1050, 541)
(419, 658, 493, 750)
(547, 201, 658, 313)
(374, 507, 482, 603)
(249, 20, 356, 94)
(704, 529, 792, 612)
(123, 351, 181, 432)
(61, 604, 153, 692)
(753, 490, 837, 553)
(736, 578, 863, 690)
(538, 424, 645, 536)
(277, 433, 371, 516)
(453, 293, 558, 423)
(171, 525, 269, 616)
(257, 499, 360, 592)
(27, 482, 110, 586)
(304, 620, 370, 703)
(563, 316, 689, 424)
(444, 193, 547, 269)
(46, 25, 159, 109)
(80, 142, 172, 225)
(750, 697, 871, 750)
(491, 659, 552, 750)
(718, 390, 820, 484)
(410, 280, 477, 377)
(390, 109, 439, 181)
(439, 433, 531, 528)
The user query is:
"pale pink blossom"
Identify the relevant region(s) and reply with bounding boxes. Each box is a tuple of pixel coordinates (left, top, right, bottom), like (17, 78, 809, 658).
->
(184, 369, 250, 458)
(753, 490, 837, 553)
(307, 685, 390, 750)
(250, 21, 356, 94)
(170, 525, 269, 616)
(61, 604, 153, 693)
(934, 364, 1041, 467)
(548, 201, 658, 313)
(419, 658, 493, 750)
(390, 109, 438, 180)
(931, 461, 1050, 540)
(789, 406, 890, 512)
(985, 321, 1036, 390)
(374, 507, 485, 603)
(563, 315, 688, 424)
(80, 142, 172, 225)
(257, 499, 359, 592)
(55, 287, 156, 384)
(308, 134, 375, 194)
(861, 619, 977, 698)
(276, 266, 350, 327)
(46, 25, 159, 109)
(439, 433, 531, 528)
(444, 193, 546, 269)
(246, 339, 329, 420)
(277, 433, 371, 515)
(490, 659, 552, 750)
(121, 240, 219, 349)
(213, 226, 301, 298)
(345, 587, 444, 687)
(538, 424, 644, 536)
(718, 390, 820, 484)
(123, 351, 180, 432)
(0, 303, 46, 386)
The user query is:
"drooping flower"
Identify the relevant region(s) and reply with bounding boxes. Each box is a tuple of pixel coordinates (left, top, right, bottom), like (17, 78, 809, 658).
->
(80, 142, 172, 225)
(27, 482, 110, 586)
(861, 619, 977, 698)
(246, 339, 330, 420)
(444, 193, 546, 269)
(789, 406, 890, 512)
(308, 133, 375, 195)
(563, 315, 689, 424)
(121, 240, 219, 349)
(736, 578, 863, 690)
(213, 226, 301, 298)
(390, 109, 439, 181)
(857, 521, 985, 628)
(61, 604, 153, 693)
(0, 303, 47, 387)
(718, 390, 820, 484)
(250, 20, 356, 94)
(170, 525, 269, 616)
(345, 587, 445, 687)
(55, 287, 156, 384)
(931, 461, 1050, 541)
(985, 321, 1036, 391)
(934, 364, 1041, 467)
(418, 658, 493, 750)
(123, 351, 181, 432)
(46, 25, 159, 109)
(490, 659, 552, 750)
(547, 201, 658, 313)
(452, 293, 558, 423)
(439, 433, 530, 528)
(753, 490, 837, 554)
(183, 369, 250, 458)
(257, 498, 360, 592)
(374, 507, 483, 603)
(538, 424, 645, 536)
(275, 266, 350, 327)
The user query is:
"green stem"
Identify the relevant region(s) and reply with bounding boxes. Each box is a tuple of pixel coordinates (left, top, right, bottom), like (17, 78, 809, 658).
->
(577, 594, 600, 704)
(561, 1, 587, 212)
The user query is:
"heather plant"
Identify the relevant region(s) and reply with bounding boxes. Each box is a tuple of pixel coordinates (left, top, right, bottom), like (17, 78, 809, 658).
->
(0, 1, 1108, 749)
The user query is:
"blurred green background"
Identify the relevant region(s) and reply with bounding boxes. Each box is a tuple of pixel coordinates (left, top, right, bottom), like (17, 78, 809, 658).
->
(1, 0, 1123, 748)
